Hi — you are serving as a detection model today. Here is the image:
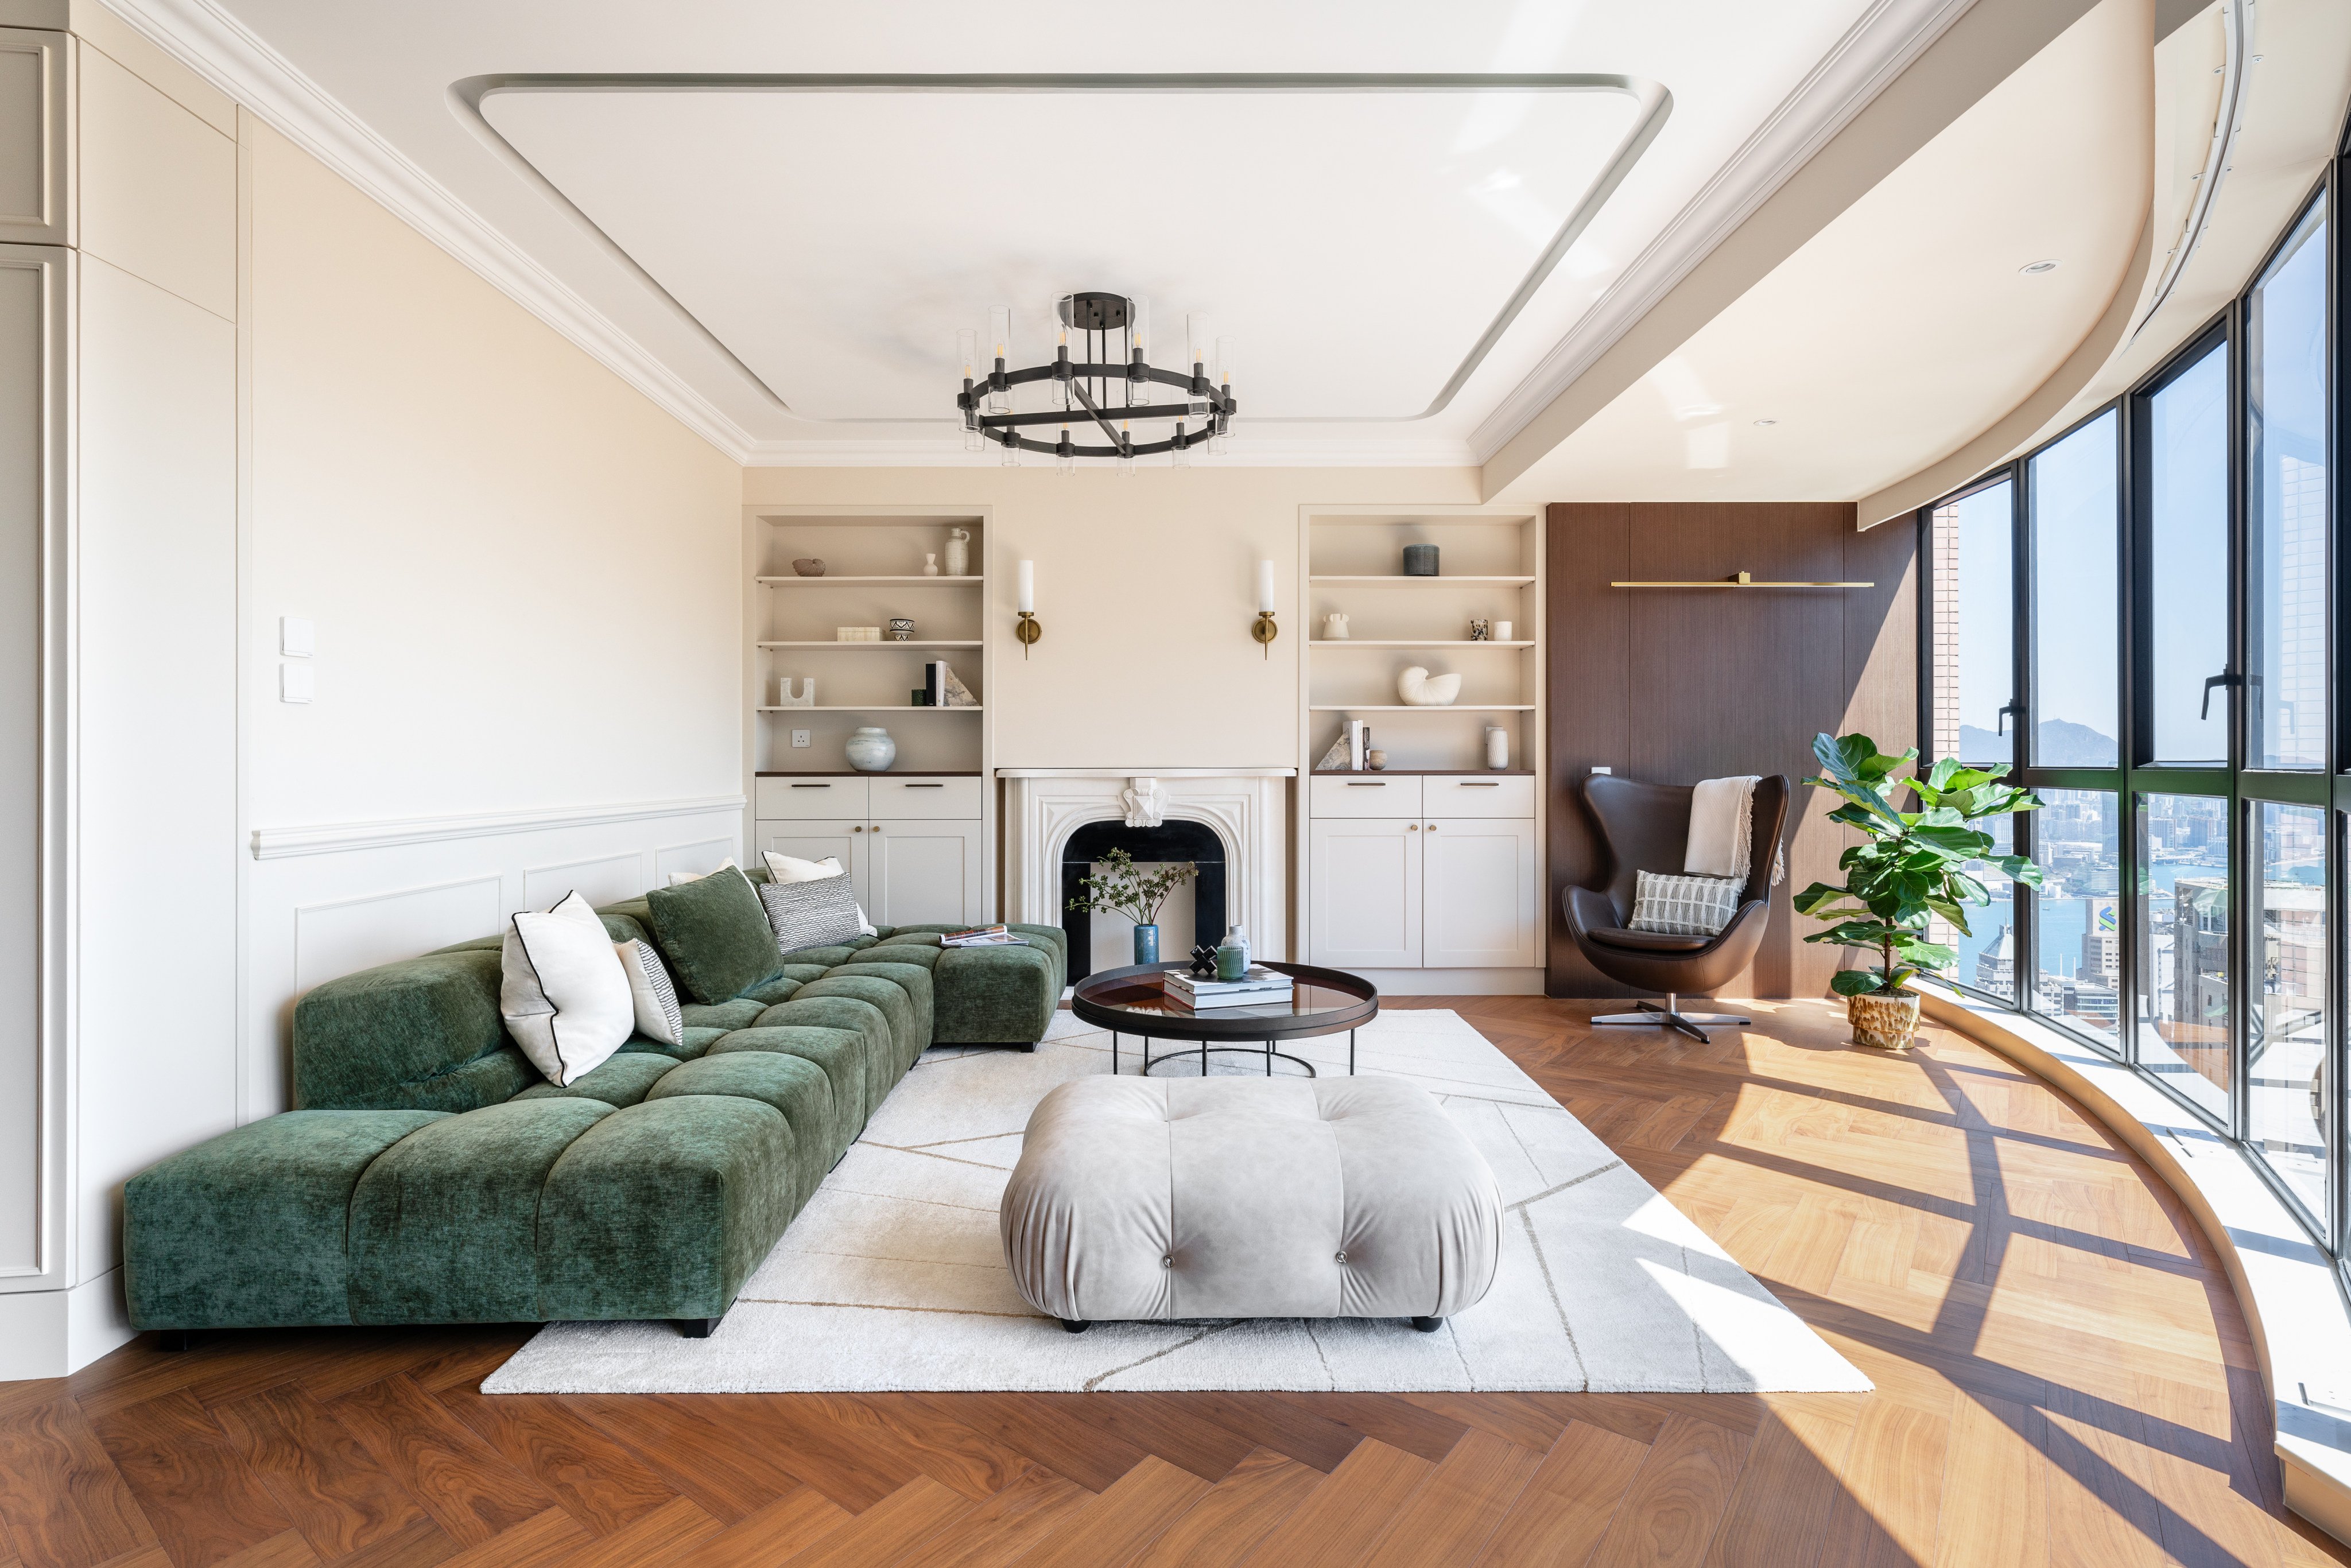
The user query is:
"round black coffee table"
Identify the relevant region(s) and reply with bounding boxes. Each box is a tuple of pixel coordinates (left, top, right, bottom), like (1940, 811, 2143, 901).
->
(1069, 961, 1379, 1077)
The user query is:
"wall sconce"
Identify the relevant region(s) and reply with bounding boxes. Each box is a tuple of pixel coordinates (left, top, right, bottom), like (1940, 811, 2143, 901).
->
(1015, 560, 1041, 658)
(1251, 560, 1278, 659)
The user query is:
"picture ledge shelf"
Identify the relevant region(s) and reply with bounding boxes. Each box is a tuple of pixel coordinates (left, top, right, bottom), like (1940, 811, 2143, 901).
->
(1307, 704, 1537, 712)
(1309, 574, 1536, 585)
(758, 575, 985, 587)
(756, 640, 983, 649)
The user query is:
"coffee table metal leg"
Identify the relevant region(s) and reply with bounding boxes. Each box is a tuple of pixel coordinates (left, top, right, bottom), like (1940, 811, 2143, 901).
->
(1350, 1028, 1356, 1076)
(1264, 1041, 1271, 1076)
(1111, 1030, 1118, 1075)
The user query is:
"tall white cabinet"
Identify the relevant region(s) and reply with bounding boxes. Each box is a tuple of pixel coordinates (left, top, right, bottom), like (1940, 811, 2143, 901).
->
(744, 507, 993, 925)
(1297, 507, 1545, 993)
(0, 1, 239, 1378)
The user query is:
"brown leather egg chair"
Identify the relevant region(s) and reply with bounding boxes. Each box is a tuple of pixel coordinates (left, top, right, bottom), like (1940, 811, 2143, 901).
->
(1560, 774, 1790, 1042)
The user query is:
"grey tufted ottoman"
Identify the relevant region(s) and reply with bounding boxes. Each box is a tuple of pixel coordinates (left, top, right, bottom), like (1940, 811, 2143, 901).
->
(999, 1075, 1502, 1333)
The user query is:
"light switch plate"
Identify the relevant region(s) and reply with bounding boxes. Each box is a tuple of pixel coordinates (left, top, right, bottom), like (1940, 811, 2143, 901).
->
(281, 663, 314, 704)
(280, 616, 315, 657)
(790, 729, 811, 748)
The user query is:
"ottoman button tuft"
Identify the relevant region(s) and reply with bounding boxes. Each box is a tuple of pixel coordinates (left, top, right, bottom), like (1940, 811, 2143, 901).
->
(1162, 1255, 1172, 1269)
(1335, 1251, 1347, 1264)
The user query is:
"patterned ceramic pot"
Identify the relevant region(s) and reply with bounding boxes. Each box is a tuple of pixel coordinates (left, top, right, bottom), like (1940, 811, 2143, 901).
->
(1848, 989, 1921, 1050)
(845, 727, 896, 772)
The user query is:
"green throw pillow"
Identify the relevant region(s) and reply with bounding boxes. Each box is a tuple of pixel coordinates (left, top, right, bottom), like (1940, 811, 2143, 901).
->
(642, 868, 782, 1004)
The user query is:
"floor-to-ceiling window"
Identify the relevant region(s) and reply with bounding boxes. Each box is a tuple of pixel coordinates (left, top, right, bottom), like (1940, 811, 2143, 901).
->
(1920, 167, 2341, 1254)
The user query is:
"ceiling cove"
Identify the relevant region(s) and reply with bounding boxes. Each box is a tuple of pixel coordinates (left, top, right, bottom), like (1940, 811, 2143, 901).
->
(455, 73, 1671, 430)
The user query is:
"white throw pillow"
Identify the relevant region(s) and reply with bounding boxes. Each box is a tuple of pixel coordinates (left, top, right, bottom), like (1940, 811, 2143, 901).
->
(615, 938, 684, 1047)
(1629, 871, 1743, 937)
(501, 891, 633, 1085)
(668, 859, 751, 887)
(759, 851, 878, 936)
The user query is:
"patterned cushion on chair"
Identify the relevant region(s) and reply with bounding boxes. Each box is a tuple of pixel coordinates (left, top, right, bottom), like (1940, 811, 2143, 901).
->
(1628, 871, 1742, 937)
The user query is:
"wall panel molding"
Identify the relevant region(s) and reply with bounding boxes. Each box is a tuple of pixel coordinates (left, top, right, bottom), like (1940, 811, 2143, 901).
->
(251, 791, 744, 859)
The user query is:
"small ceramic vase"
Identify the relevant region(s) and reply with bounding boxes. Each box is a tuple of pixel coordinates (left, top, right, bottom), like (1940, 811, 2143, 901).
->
(1324, 613, 1350, 640)
(1215, 936, 1248, 982)
(1132, 924, 1160, 966)
(1484, 725, 1508, 769)
(844, 727, 897, 773)
(1495, 621, 1513, 641)
(944, 527, 971, 577)
(923, 554, 939, 576)
(889, 618, 915, 641)
(792, 558, 826, 577)
(1366, 750, 1388, 771)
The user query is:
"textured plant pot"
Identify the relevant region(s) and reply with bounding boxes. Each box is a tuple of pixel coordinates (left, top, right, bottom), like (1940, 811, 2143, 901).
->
(844, 726, 896, 772)
(1132, 924, 1159, 966)
(1848, 989, 1922, 1050)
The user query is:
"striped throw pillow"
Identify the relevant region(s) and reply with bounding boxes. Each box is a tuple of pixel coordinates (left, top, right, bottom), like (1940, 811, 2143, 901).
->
(759, 873, 865, 954)
(1630, 871, 1743, 937)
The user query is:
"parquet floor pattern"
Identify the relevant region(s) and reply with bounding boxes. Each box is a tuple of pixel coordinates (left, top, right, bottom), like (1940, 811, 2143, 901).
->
(3, 997, 2345, 1568)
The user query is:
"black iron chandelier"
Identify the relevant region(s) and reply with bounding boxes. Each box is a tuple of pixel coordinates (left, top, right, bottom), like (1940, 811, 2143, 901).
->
(956, 292, 1234, 468)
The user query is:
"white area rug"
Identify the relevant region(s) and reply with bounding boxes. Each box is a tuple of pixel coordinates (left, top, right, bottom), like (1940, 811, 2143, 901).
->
(484, 1010, 1870, 1394)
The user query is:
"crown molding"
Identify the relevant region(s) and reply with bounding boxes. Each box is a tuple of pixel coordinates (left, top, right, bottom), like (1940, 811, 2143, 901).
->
(740, 435, 1480, 468)
(1466, 0, 1978, 464)
(87, 0, 766, 463)
(252, 793, 747, 860)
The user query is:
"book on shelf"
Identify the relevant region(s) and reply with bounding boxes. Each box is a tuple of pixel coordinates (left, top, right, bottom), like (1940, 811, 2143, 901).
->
(1163, 967, 1293, 998)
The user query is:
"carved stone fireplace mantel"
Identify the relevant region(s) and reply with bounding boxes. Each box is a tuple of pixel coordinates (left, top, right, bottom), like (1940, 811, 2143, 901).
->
(997, 769, 1294, 960)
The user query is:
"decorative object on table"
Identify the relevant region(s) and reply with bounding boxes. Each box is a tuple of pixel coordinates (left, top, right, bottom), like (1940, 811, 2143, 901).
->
(1485, 724, 1509, 769)
(835, 626, 882, 642)
(1015, 560, 1041, 658)
(955, 290, 1235, 464)
(1401, 543, 1438, 576)
(774, 677, 816, 708)
(1251, 561, 1278, 658)
(1366, 750, 1388, 771)
(1188, 944, 1220, 977)
(944, 527, 971, 577)
(1323, 612, 1350, 639)
(1396, 666, 1461, 705)
(1494, 620, 1512, 641)
(1794, 731, 2043, 1050)
(1066, 848, 1198, 969)
(790, 557, 826, 577)
(1469, 619, 1491, 642)
(844, 726, 897, 773)
(1215, 929, 1248, 981)
(1164, 965, 1295, 1010)
(1313, 732, 1351, 771)
(889, 618, 915, 641)
(1119, 776, 1168, 828)
(923, 553, 940, 576)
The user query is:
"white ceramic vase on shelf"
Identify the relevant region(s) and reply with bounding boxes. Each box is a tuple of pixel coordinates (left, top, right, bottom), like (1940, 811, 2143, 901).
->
(1323, 613, 1349, 639)
(845, 727, 897, 772)
(944, 527, 970, 577)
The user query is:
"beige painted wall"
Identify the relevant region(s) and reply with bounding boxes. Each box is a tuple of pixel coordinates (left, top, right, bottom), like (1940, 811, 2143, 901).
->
(246, 118, 742, 825)
(743, 468, 1481, 769)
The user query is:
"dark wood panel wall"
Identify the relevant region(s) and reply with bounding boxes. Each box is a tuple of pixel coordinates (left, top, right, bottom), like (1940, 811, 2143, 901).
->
(1544, 502, 1918, 998)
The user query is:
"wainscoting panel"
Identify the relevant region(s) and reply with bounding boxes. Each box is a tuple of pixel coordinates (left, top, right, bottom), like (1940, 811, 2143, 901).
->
(1545, 504, 1917, 999)
(247, 797, 742, 1120)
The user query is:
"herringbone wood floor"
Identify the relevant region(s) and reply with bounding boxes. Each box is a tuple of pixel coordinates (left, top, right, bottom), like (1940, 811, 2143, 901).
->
(3, 997, 2344, 1568)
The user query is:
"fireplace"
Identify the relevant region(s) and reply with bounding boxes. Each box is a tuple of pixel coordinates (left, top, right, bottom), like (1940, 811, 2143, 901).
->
(1061, 818, 1227, 983)
(998, 768, 1293, 983)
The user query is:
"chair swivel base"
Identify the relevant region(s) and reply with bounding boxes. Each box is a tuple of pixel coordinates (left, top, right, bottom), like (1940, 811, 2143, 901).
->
(1590, 995, 1749, 1044)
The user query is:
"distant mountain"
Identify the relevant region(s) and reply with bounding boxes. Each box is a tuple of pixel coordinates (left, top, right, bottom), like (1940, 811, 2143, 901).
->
(1954, 719, 2116, 768)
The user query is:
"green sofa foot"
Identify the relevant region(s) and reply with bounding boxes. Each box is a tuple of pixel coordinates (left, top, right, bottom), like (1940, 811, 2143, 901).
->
(157, 1329, 197, 1352)
(677, 1315, 724, 1339)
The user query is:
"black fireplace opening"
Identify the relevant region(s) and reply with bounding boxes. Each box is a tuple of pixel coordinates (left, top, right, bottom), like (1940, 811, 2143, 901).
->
(1061, 818, 1227, 984)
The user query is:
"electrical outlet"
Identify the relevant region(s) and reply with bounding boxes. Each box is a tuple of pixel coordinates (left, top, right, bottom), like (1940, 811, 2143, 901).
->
(791, 728, 811, 748)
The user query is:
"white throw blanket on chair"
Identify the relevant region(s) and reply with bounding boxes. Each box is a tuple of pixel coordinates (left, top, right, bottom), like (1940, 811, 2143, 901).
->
(1685, 775, 1784, 886)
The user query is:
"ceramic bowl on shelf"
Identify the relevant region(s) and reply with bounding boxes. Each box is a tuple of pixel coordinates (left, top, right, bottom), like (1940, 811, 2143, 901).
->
(791, 558, 826, 577)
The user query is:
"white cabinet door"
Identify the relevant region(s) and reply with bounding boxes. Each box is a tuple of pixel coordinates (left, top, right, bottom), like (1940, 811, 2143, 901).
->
(866, 818, 984, 926)
(1308, 818, 1421, 969)
(1423, 818, 1539, 967)
(752, 819, 869, 902)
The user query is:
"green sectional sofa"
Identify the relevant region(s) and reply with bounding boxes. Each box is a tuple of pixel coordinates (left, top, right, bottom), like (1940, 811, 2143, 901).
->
(123, 886, 1065, 1342)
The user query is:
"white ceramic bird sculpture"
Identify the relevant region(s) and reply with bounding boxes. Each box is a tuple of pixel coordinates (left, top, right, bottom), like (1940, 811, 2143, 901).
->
(1396, 666, 1462, 706)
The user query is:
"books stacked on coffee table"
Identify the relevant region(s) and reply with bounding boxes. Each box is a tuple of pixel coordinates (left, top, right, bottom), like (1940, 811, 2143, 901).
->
(941, 924, 1017, 948)
(1162, 966, 1295, 1010)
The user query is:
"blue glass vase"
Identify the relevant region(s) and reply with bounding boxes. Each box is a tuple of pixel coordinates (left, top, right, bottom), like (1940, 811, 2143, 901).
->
(1132, 924, 1160, 965)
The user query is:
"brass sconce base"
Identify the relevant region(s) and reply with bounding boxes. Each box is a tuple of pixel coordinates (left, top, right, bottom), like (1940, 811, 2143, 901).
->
(1015, 611, 1042, 659)
(1252, 611, 1278, 659)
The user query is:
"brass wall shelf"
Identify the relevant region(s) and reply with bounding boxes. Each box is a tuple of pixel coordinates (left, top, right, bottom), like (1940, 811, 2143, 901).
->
(1611, 570, 1873, 588)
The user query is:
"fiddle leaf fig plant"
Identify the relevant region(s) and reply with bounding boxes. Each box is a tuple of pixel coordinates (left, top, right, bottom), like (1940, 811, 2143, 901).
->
(1792, 732, 2044, 998)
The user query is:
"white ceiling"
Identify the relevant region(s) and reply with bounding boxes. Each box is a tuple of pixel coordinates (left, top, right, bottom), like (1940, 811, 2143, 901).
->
(116, 0, 1976, 464)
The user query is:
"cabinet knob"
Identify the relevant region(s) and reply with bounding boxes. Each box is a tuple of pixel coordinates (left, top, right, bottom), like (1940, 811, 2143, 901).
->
(870, 824, 882, 833)
(1427, 822, 1438, 830)
(1407, 824, 1418, 831)
(852, 825, 863, 832)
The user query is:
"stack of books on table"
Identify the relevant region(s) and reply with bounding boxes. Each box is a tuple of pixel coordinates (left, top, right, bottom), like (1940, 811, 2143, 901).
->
(1162, 967, 1295, 1010)
(942, 925, 1017, 948)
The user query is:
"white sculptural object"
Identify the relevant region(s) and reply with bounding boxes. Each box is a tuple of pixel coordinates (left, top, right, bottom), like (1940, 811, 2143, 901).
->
(1323, 612, 1350, 639)
(944, 526, 971, 577)
(1121, 777, 1168, 828)
(775, 677, 816, 708)
(1396, 666, 1461, 706)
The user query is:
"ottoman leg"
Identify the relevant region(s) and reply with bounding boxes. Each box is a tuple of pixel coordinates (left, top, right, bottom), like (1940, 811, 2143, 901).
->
(1411, 1315, 1445, 1333)
(157, 1329, 199, 1352)
(676, 1315, 725, 1340)
(1060, 1318, 1091, 1334)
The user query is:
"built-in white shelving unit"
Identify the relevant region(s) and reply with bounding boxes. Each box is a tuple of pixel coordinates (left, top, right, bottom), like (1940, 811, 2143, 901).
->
(1296, 505, 1546, 995)
(744, 506, 994, 922)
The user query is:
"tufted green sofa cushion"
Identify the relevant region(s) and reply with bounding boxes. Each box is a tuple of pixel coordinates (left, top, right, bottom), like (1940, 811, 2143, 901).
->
(643, 869, 783, 1004)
